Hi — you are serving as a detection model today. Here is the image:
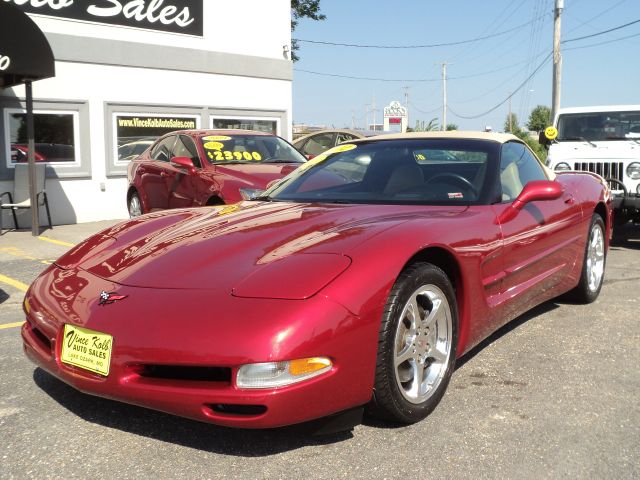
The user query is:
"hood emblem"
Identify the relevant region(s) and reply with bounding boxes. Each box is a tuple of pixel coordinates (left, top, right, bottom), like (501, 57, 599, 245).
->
(98, 290, 127, 306)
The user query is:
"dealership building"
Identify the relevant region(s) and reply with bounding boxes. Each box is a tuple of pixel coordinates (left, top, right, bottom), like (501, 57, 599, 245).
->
(0, 0, 293, 226)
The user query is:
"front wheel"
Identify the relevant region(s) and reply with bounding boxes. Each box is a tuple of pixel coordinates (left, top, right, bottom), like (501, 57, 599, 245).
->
(369, 262, 458, 424)
(568, 214, 606, 303)
(128, 191, 143, 218)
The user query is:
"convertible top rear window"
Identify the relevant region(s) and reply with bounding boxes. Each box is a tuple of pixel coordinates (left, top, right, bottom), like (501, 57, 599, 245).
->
(266, 139, 499, 205)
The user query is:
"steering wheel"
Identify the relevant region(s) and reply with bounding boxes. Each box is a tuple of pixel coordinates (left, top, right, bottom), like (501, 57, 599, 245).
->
(424, 173, 478, 197)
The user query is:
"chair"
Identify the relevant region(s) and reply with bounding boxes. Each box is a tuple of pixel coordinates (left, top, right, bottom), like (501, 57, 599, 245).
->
(0, 163, 52, 234)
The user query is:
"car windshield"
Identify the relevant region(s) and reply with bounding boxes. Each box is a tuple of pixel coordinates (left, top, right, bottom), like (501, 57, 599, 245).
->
(200, 134, 306, 164)
(264, 139, 496, 205)
(557, 111, 640, 141)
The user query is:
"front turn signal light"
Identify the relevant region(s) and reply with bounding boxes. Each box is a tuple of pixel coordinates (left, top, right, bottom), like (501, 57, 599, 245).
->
(236, 357, 333, 389)
(23, 296, 30, 316)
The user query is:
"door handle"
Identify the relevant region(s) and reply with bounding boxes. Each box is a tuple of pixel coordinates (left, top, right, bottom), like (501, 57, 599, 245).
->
(160, 171, 169, 178)
(564, 194, 575, 204)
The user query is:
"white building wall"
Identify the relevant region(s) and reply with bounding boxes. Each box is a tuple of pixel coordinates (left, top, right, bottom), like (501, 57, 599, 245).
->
(28, 0, 292, 59)
(0, 1, 293, 227)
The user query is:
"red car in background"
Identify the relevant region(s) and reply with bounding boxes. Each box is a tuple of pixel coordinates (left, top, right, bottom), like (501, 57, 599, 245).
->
(126, 130, 306, 217)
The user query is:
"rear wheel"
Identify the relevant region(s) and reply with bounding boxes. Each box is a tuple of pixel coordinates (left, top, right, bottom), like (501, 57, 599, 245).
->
(128, 191, 143, 218)
(568, 214, 606, 303)
(369, 262, 458, 424)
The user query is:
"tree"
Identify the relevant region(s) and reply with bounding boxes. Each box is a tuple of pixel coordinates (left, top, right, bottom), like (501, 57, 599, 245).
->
(504, 113, 522, 135)
(527, 105, 551, 133)
(413, 118, 440, 131)
(446, 123, 458, 131)
(291, 1, 326, 62)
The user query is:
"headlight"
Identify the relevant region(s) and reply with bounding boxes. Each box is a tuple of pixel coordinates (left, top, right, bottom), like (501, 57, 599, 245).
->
(239, 188, 262, 200)
(236, 357, 332, 389)
(626, 162, 640, 180)
(554, 162, 571, 171)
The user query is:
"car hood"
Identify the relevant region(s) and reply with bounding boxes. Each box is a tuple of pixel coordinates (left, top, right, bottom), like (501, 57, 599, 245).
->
(549, 141, 640, 161)
(63, 202, 467, 294)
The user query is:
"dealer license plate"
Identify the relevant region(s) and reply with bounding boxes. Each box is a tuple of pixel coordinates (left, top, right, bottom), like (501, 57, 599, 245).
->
(60, 324, 113, 376)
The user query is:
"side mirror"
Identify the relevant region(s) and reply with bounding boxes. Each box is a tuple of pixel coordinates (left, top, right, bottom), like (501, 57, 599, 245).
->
(170, 156, 196, 175)
(498, 180, 563, 223)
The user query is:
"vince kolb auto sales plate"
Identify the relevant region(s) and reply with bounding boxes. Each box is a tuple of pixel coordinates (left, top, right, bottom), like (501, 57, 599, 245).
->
(61, 324, 113, 376)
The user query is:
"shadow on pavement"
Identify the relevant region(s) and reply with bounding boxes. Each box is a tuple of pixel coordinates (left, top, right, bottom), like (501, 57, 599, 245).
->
(611, 223, 640, 251)
(32, 368, 353, 456)
(455, 301, 560, 370)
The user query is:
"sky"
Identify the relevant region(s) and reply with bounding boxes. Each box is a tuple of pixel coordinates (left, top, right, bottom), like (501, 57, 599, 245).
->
(291, 0, 640, 132)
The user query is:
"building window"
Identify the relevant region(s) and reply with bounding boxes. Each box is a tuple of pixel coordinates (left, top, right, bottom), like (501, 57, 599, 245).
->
(211, 116, 279, 135)
(4, 109, 80, 166)
(113, 113, 200, 164)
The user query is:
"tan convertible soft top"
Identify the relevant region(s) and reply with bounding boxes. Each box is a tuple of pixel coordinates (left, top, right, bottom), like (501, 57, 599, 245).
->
(349, 130, 520, 144)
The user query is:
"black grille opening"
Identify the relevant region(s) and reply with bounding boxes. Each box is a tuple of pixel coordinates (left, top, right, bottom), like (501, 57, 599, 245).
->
(31, 325, 52, 351)
(137, 365, 231, 382)
(209, 404, 267, 416)
(574, 161, 624, 182)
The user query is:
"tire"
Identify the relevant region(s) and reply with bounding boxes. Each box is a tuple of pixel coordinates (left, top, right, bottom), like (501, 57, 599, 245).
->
(567, 214, 606, 303)
(369, 262, 458, 424)
(128, 191, 143, 218)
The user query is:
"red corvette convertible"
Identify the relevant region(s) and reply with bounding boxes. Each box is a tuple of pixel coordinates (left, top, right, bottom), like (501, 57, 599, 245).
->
(22, 132, 611, 430)
(126, 129, 305, 217)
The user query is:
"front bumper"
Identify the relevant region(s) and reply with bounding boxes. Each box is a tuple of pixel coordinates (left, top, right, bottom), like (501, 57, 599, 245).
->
(21, 266, 378, 428)
(612, 193, 640, 212)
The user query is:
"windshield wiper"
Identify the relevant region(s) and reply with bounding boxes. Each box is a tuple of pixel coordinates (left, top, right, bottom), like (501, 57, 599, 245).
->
(265, 159, 300, 164)
(560, 136, 597, 147)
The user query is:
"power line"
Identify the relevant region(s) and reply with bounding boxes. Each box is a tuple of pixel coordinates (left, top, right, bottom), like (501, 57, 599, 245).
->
(443, 16, 640, 121)
(447, 52, 553, 120)
(293, 69, 439, 82)
(564, 30, 640, 50)
(408, 101, 441, 115)
(564, 0, 629, 35)
(293, 15, 548, 49)
(294, 60, 541, 83)
(562, 18, 640, 43)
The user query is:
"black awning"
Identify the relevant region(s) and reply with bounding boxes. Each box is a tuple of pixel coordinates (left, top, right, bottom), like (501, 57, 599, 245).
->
(0, 2, 55, 89)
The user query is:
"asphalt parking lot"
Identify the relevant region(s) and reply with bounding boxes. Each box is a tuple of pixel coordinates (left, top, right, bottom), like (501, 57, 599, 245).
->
(1, 221, 639, 479)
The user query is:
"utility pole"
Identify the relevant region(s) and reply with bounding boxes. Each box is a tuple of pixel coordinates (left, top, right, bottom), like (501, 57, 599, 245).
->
(551, 0, 564, 121)
(403, 85, 410, 127)
(365, 103, 370, 130)
(438, 62, 449, 131)
(508, 91, 513, 132)
(371, 94, 378, 130)
(351, 110, 356, 129)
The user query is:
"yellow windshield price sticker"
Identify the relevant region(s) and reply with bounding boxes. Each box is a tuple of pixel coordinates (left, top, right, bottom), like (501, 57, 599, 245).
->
(299, 143, 358, 172)
(208, 150, 262, 161)
(202, 135, 232, 141)
(60, 324, 113, 376)
(544, 126, 558, 140)
(203, 141, 224, 150)
(332, 144, 357, 153)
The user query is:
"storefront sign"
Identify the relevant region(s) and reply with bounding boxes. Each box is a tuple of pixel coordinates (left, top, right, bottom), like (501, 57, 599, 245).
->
(383, 101, 408, 119)
(0, 54, 10, 71)
(383, 101, 408, 133)
(4, 0, 204, 36)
